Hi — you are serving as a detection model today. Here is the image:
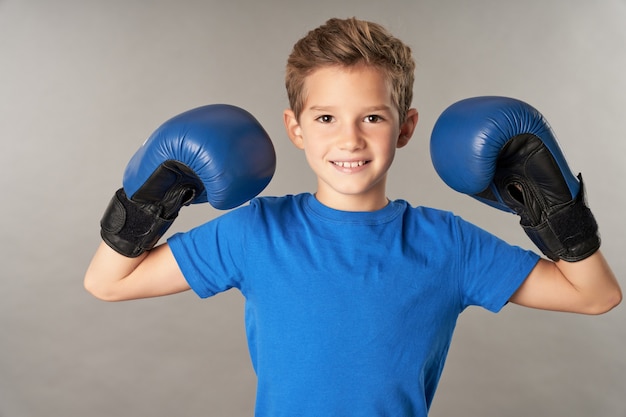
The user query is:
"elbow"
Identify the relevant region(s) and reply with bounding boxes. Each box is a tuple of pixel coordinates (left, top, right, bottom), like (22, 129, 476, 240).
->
(603, 288, 622, 314)
(83, 279, 108, 301)
(599, 285, 623, 314)
(83, 274, 120, 302)
(585, 288, 622, 315)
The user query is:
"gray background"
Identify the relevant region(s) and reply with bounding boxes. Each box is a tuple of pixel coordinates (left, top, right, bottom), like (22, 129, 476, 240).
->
(1, 0, 625, 416)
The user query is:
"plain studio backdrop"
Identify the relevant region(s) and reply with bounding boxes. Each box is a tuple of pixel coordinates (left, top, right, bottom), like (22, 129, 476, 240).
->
(1, 1, 625, 416)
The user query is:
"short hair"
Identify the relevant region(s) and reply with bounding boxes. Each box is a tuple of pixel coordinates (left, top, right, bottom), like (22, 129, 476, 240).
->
(285, 17, 415, 123)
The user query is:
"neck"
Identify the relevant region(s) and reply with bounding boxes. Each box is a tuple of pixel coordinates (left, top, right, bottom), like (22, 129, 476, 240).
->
(314, 191, 389, 212)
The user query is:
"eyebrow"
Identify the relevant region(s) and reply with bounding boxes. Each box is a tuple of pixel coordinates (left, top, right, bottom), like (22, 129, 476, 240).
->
(308, 105, 393, 113)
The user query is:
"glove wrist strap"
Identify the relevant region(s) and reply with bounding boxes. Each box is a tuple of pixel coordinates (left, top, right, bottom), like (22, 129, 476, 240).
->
(523, 175, 600, 262)
(100, 188, 175, 258)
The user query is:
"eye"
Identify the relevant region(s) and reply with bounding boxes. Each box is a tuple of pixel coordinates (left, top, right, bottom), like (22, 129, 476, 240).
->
(316, 115, 334, 123)
(364, 115, 383, 123)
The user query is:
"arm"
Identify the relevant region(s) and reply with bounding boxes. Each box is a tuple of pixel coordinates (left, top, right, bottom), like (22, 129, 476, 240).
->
(431, 96, 621, 315)
(509, 251, 621, 315)
(84, 242, 189, 301)
(84, 104, 275, 302)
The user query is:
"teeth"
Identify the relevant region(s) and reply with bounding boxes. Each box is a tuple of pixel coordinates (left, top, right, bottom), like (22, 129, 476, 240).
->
(334, 161, 365, 168)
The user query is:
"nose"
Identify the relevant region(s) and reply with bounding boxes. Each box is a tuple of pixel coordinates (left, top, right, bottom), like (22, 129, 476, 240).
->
(338, 122, 364, 151)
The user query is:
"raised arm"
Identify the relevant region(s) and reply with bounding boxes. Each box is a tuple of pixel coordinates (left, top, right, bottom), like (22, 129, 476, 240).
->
(430, 96, 621, 314)
(84, 242, 188, 301)
(509, 251, 620, 314)
(84, 104, 275, 301)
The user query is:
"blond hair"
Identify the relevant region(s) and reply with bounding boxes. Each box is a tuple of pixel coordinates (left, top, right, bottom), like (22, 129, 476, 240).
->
(285, 17, 415, 123)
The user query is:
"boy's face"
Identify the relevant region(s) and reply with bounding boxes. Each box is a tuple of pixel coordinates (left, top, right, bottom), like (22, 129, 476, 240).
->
(284, 64, 418, 212)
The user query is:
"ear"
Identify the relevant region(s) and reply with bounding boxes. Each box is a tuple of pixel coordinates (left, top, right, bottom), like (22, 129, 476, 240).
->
(397, 108, 419, 148)
(283, 109, 304, 149)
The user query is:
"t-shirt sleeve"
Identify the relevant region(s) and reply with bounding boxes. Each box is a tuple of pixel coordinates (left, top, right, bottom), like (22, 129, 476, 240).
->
(453, 216, 541, 313)
(167, 207, 251, 298)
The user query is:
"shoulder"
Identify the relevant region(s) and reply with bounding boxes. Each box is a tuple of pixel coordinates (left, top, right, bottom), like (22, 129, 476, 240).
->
(249, 193, 307, 209)
(399, 202, 527, 256)
(205, 193, 312, 232)
(397, 201, 464, 231)
(247, 193, 309, 218)
(403, 203, 495, 237)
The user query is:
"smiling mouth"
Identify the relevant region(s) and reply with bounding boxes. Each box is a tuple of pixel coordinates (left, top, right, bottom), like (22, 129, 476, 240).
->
(332, 160, 368, 168)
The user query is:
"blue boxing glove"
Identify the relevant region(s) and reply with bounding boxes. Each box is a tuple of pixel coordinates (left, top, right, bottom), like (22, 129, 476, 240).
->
(430, 96, 600, 262)
(101, 104, 276, 257)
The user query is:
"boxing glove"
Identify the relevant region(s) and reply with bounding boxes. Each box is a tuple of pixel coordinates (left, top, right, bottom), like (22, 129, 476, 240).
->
(101, 104, 276, 257)
(430, 96, 600, 262)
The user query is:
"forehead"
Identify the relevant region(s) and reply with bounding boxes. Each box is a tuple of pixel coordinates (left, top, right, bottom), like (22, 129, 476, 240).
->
(302, 64, 394, 108)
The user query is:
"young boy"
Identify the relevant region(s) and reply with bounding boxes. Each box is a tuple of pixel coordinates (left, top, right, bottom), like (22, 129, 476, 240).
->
(85, 17, 621, 417)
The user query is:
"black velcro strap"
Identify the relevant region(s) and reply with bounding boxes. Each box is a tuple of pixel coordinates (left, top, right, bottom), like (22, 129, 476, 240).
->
(522, 175, 600, 261)
(100, 188, 174, 257)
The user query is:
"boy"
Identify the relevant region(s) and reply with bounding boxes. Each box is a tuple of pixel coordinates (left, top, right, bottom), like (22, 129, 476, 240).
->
(85, 17, 621, 416)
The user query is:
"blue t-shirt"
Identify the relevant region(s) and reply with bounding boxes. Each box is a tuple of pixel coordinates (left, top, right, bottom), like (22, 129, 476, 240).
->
(168, 193, 539, 417)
